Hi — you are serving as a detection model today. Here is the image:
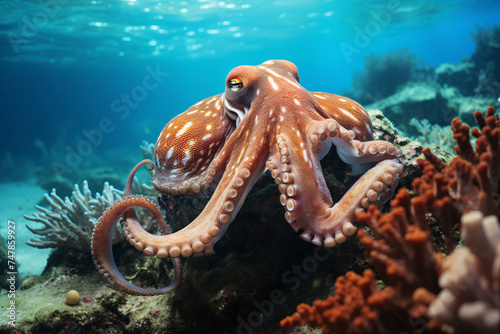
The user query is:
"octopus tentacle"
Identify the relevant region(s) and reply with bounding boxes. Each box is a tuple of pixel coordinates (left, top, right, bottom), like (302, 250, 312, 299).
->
(120, 147, 267, 258)
(307, 119, 402, 165)
(274, 123, 403, 247)
(91, 159, 181, 295)
(91, 195, 181, 295)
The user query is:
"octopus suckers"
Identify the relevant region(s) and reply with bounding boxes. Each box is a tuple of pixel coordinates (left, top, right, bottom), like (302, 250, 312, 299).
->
(223, 201, 235, 213)
(324, 236, 336, 248)
(228, 189, 238, 198)
(280, 194, 287, 206)
(169, 246, 181, 257)
(220, 213, 231, 224)
(181, 246, 193, 257)
(192, 241, 204, 253)
(342, 222, 356, 236)
(234, 177, 244, 187)
(240, 168, 251, 178)
(284, 212, 294, 223)
(201, 234, 212, 244)
(281, 173, 292, 183)
(335, 233, 347, 244)
(143, 246, 155, 256)
(383, 174, 394, 185)
(209, 226, 220, 237)
(367, 190, 378, 202)
(157, 249, 169, 258)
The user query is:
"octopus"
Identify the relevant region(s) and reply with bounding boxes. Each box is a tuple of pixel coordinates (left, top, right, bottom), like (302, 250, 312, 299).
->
(91, 60, 403, 295)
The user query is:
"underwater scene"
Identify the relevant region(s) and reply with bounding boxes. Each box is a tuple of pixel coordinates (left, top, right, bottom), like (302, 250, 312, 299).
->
(1, 0, 500, 333)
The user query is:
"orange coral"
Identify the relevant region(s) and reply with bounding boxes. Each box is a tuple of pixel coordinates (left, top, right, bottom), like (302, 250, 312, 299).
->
(281, 189, 443, 334)
(413, 106, 499, 251)
(281, 107, 500, 334)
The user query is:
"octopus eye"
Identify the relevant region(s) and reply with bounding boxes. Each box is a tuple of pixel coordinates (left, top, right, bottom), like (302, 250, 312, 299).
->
(228, 78, 243, 91)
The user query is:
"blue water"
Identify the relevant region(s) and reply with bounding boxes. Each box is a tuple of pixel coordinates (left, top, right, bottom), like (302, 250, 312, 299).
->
(1, 0, 500, 181)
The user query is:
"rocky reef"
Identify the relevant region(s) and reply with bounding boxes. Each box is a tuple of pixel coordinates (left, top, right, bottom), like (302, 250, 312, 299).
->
(350, 26, 500, 142)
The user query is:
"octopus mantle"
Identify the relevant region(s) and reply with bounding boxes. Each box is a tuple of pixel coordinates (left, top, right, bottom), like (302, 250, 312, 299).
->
(91, 60, 403, 295)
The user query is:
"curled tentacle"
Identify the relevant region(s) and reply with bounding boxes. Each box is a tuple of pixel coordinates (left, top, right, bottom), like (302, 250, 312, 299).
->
(91, 160, 181, 295)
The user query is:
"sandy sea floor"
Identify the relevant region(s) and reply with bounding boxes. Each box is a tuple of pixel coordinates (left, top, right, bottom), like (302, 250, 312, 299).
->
(0, 179, 51, 277)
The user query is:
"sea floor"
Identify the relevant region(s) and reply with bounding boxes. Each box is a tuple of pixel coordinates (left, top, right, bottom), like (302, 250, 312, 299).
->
(0, 179, 51, 277)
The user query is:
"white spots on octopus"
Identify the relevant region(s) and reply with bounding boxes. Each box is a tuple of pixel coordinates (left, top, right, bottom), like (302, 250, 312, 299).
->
(338, 98, 347, 102)
(313, 94, 326, 100)
(187, 109, 198, 115)
(294, 98, 301, 106)
(338, 108, 361, 123)
(281, 106, 287, 113)
(176, 121, 193, 137)
(182, 150, 191, 165)
(366, 123, 373, 135)
(268, 76, 279, 90)
(303, 149, 308, 163)
(261, 67, 302, 89)
(202, 133, 213, 140)
(166, 147, 174, 159)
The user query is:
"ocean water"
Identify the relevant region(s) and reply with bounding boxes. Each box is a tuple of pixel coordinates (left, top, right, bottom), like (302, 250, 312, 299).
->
(0, 0, 499, 275)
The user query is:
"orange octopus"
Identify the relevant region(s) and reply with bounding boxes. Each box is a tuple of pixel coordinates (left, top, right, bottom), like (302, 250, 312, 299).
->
(91, 60, 403, 295)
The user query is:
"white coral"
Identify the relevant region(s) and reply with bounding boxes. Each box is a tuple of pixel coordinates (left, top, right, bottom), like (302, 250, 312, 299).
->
(429, 211, 500, 334)
(24, 181, 124, 252)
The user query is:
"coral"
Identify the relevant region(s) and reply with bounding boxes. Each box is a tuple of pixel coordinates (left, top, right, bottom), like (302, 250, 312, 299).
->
(24, 180, 158, 252)
(140, 140, 155, 160)
(429, 210, 500, 334)
(281, 189, 443, 334)
(413, 106, 500, 251)
(409, 118, 456, 155)
(282, 106, 500, 333)
(353, 48, 420, 104)
(24, 181, 124, 252)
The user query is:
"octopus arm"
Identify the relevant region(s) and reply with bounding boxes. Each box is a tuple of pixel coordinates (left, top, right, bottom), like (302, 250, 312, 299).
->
(273, 119, 403, 247)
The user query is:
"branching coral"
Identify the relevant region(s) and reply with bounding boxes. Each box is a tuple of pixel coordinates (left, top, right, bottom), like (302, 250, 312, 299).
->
(24, 181, 123, 252)
(281, 189, 443, 334)
(413, 106, 499, 251)
(429, 210, 500, 334)
(24, 180, 157, 252)
(282, 106, 500, 333)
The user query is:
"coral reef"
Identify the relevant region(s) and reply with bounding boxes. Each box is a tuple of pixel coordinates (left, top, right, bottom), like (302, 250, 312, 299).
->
(282, 106, 500, 333)
(24, 181, 156, 252)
